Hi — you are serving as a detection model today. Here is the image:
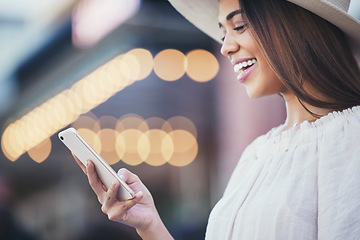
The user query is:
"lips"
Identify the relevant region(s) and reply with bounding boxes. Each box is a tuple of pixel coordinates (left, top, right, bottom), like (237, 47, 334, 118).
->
(232, 58, 257, 83)
(233, 58, 257, 73)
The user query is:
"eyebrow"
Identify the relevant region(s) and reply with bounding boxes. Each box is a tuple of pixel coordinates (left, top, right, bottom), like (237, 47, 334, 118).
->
(226, 9, 243, 21)
(219, 9, 244, 28)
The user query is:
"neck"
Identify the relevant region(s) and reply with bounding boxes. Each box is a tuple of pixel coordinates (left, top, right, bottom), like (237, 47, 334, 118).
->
(282, 92, 331, 128)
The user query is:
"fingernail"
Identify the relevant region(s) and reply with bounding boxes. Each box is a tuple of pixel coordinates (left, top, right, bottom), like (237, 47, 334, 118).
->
(112, 181, 117, 187)
(86, 160, 90, 167)
(135, 191, 143, 198)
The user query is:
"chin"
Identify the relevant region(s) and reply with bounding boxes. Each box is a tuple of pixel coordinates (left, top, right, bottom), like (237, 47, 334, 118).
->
(245, 87, 276, 99)
(245, 87, 264, 99)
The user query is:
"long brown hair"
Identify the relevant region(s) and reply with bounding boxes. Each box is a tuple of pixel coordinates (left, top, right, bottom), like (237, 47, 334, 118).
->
(238, 0, 360, 114)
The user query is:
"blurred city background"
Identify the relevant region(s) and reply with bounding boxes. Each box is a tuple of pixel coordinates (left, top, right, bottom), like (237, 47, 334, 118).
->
(0, 0, 359, 239)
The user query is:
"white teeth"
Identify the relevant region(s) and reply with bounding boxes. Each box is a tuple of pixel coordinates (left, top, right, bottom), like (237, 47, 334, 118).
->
(234, 59, 257, 73)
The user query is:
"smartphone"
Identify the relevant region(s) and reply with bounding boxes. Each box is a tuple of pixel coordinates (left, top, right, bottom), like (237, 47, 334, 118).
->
(58, 127, 135, 201)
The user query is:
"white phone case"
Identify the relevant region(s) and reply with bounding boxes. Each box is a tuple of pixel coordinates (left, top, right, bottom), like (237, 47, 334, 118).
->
(58, 127, 135, 201)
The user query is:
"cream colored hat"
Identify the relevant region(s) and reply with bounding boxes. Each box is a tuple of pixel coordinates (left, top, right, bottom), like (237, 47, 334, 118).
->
(168, 0, 360, 65)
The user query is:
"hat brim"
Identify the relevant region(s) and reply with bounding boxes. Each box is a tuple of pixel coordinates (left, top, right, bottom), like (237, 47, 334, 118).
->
(289, 0, 360, 64)
(168, 0, 360, 65)
(168, 0, 222, 43)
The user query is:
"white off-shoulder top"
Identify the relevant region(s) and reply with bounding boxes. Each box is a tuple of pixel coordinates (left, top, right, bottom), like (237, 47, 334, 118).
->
(205, 106, 360, 240)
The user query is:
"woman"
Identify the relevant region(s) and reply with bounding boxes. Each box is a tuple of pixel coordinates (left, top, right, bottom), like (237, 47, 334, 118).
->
(74, 0, 360, 239)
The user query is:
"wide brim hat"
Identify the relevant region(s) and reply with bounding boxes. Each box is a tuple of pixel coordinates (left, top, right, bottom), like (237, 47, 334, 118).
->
(168, 0, 360, 66)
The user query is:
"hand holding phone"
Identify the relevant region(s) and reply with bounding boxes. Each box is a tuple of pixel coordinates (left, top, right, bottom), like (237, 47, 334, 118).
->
(58, 127, 135, 201)
(58, 128, 174, 239)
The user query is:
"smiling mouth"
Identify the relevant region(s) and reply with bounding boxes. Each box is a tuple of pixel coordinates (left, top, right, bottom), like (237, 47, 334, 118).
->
(234, 59, 257, 73)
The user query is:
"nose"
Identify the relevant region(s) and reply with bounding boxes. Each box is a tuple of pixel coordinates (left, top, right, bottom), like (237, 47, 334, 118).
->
(220, 35, 239, 57)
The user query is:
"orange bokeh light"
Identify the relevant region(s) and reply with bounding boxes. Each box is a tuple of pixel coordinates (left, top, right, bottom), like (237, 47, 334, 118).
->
(153, 49, 186, 81)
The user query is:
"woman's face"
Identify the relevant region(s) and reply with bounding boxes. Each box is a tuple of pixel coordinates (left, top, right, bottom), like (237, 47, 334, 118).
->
(218, 0, 287, 98)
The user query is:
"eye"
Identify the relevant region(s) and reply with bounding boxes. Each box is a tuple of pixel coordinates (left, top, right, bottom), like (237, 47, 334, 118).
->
(220, 23, 248, 42)
(219, 26, 226, 42)
(233, 24, 248, 33)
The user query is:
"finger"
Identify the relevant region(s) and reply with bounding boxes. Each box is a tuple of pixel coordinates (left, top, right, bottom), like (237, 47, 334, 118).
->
(122, 191, 143, 210)
(102, 180, 119, 210)
(117, 168, 140, 185)
(73, 154, 87, 174)
(86, 160, 107, 192)
(120, 191, 143, 212)
(86, 160, 107, 203)
(108, 191, 143, 222)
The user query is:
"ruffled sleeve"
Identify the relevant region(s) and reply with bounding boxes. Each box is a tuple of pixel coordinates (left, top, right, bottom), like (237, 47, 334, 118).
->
(317, 106, 360, 239)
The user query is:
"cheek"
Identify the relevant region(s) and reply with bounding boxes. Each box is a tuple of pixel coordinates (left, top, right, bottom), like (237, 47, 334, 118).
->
(259, 61, 285, 92)
(264, 72, 285, 94)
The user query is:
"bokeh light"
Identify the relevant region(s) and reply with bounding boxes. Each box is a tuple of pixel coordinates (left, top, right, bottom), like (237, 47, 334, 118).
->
(77, 128, 102, 154)
(117, 129, 144, 166)
(1, 123, 23, 161)
(127, 48, 154, 81)
(97, 128, 119, 165)
(186, 49, 219, 82)
(1, 48, 215, 163)
(153, 49, 186, 81)
(167, 130, 198, 167)
(162, 116, 197, 138)
(116, 114, 148, 132)
(2, 110, 200, 166)
(100, 60, 127, 94)
(57, 90, 78, 125)
(142, 129, 172, 166)
(72, 113, 100, 132)
(71, 78, 95, 114)
(65, 89, 84, 116)
(28, 138, 52, 163)
(145, 117, 167, 129)
(118, 53, 141, 83)
(98, 115, 118, 129)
